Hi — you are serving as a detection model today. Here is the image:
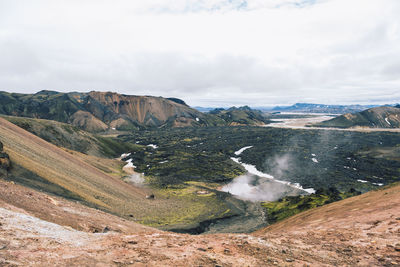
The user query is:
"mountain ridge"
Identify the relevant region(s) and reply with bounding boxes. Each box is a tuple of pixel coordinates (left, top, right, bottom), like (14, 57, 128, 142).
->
(0, 90, 272, 131)
(271, 102, 378, 114)
(315, 106, 400, 128)
(0, 90, 223, 131)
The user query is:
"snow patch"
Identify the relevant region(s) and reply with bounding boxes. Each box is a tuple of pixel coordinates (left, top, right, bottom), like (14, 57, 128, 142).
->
(120, 153, 131, 159)
(147, 144, 158, 149)
(195, 117, 200, 122)
(234, 146, 253, 156)
(357, 179, 368, 183)
(124, 161, 136, 169)
(385, 117, 391, 125)
(312, 158, 318, 163)
(221, 156, 315, 201)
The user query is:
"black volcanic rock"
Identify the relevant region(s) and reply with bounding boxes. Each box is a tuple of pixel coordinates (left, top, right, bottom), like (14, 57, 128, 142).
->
(167, 98, 188, 106)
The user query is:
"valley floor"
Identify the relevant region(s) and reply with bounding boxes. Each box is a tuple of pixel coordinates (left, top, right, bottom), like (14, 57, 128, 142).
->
(1, 179, 399, 266)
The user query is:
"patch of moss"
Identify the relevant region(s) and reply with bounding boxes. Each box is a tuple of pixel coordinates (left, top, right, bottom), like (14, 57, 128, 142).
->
(261, 187, 361, 223)
(139, 183, 233, 229)
(7, 163, 85, 203)
(94, 136, 141, 158)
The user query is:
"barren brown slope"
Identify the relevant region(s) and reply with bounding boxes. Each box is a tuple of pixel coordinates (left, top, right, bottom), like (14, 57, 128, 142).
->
(0, 117, 147, 206)
(0, 117, 235, 229)
(1, 180, 399, 266)
(87, 91, 207, 127)
(0, 117, 213, 225)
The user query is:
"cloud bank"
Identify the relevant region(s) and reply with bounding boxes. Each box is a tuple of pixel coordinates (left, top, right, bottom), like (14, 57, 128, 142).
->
(0, 0, 399, 106)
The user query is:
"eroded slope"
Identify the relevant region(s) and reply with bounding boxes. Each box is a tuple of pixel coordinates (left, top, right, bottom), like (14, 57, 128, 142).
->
(0, 179, 399, 266)
(0, 117, 233, 229)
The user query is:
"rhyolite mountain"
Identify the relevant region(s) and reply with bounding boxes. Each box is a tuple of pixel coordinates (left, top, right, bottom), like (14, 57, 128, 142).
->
(271, 103, 377, 114)
(315, 106, 400, 128)
(0, 90, 230, 132)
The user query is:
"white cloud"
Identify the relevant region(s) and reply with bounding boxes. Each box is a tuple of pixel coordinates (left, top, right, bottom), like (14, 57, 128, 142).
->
(0, 0, 399, 106)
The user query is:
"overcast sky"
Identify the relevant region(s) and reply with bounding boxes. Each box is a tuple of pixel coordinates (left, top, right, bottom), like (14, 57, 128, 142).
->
(0, 0, 399, 107)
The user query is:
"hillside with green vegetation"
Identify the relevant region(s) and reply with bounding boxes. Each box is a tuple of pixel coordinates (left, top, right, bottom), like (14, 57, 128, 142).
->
(261, 187, 361, 223)
(2, 109, 400, 233)
(0, 90, 225, 131)
(209, 106, 271, 126)
(314, 106, 400, 128)
(2, 115, 138, 158)
(0, 117, 247, 232)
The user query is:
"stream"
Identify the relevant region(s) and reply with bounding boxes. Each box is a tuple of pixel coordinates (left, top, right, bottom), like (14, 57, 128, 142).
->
(221, 146, 315, 202)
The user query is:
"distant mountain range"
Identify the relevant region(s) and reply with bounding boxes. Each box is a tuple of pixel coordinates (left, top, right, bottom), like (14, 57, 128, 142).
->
(196, 103, 381, 114)
(0, 91, 270, 132)
(314, 106, 400, 128)
(270, 103, 378, 114)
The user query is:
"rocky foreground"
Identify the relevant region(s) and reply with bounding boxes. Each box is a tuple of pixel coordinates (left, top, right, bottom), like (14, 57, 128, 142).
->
(0, 178, 399, 266)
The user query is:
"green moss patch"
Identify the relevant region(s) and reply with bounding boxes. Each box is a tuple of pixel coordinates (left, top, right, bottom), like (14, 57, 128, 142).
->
(261, 188, 361, 223)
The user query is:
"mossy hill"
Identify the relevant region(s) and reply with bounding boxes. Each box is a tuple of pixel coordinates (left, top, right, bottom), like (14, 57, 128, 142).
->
(261, 187, 361, 223)
(209, 106, 271, 126)
(2, 115, 138, 158)
(315, 106, 400, 128)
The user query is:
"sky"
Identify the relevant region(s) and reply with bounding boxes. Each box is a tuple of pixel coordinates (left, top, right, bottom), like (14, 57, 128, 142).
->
(0, 0, 399, 107)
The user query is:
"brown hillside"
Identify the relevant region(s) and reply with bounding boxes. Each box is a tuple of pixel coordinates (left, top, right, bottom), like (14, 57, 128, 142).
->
(0, 117, 229, 228)
(0, 181, 399, 266)
(86, 91, 204, 128)
(0, 90, 225, 132)
(70, 110, 109, 132)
